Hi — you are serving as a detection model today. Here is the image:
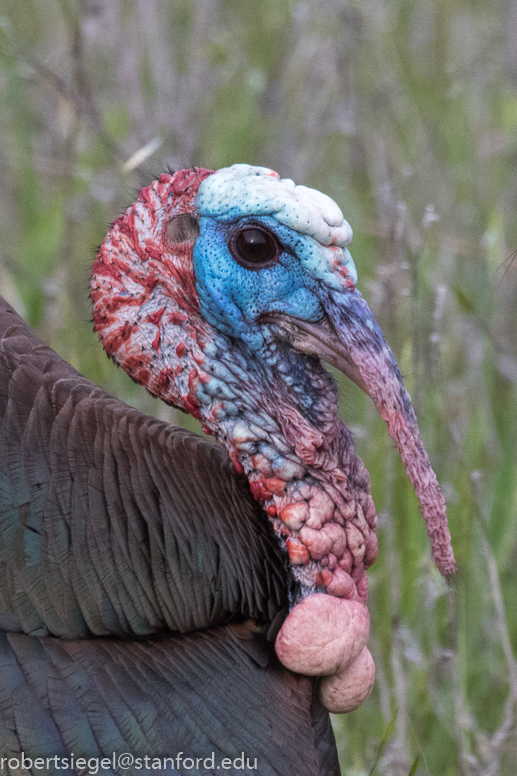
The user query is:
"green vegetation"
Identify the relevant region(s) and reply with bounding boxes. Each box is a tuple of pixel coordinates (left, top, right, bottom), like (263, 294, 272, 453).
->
(1, 1, 516, 773)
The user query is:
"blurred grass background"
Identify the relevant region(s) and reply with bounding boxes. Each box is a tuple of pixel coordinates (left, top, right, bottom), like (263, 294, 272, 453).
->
(0, 1, 516, 774)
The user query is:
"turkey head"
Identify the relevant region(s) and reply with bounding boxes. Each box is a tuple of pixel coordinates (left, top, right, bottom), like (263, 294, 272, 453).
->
(91, 164, 455, 713)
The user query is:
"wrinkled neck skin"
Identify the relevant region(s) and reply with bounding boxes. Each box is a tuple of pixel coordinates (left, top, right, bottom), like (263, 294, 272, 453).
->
(91, 169, 377, 610)
(197, 330, 377, 605)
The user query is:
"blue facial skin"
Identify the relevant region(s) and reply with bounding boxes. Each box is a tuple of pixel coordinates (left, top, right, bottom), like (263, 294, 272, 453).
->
(193, 215, 326, 352)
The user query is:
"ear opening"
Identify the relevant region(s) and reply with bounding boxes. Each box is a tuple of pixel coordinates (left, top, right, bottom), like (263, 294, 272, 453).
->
(165, 213, 200, 244)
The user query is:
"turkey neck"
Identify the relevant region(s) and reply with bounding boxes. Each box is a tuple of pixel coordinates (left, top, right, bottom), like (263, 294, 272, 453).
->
(194, 333, 378, 605)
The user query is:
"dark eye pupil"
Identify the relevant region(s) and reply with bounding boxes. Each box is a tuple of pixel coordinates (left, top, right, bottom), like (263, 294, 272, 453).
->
(230, 226, 279, 268)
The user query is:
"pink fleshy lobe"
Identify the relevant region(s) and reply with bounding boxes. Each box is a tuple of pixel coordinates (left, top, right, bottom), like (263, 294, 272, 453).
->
(286, 538, 310, 566)
(279, 502, 308, 530)
(319, 646, 375, 713)
(275, 594, 369, 676)
(326, 567, 358, 599)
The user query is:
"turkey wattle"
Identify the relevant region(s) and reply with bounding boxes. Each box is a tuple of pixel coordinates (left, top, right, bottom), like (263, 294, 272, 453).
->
(91, 164, 455, 711)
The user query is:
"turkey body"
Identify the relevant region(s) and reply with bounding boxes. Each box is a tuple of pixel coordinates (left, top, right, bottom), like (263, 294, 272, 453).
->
(0, 295, 340, 775)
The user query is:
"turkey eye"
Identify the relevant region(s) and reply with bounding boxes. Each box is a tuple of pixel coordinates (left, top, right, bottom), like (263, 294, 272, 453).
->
(229, 226, 279, 269)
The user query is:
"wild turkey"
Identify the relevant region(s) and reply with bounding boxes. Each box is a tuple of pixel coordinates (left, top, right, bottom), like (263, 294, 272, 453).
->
(0, 164, 455, 775)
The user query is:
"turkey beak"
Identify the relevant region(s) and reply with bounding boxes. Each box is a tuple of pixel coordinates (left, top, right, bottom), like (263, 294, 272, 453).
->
(268, 287, 456, 578)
